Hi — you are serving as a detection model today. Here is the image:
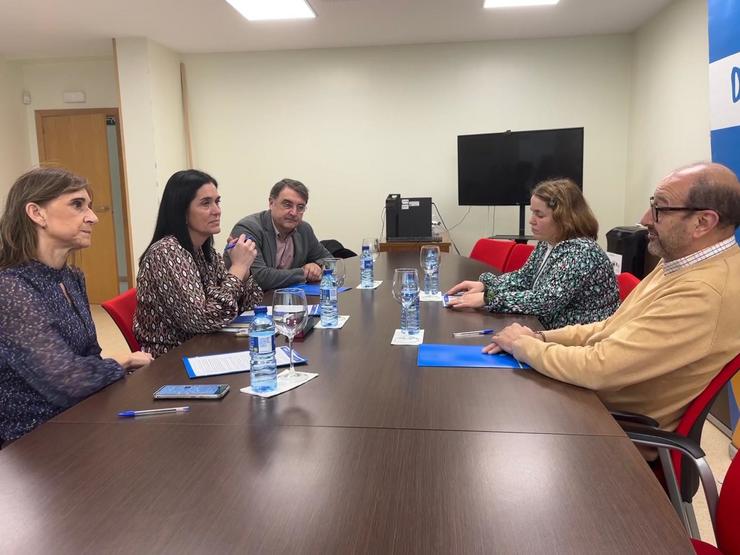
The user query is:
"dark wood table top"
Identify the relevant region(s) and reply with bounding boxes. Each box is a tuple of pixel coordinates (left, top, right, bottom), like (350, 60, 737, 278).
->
(53, 252, 622, 437)
(0, 423, 692, 554)
(0, 251, 692, 553)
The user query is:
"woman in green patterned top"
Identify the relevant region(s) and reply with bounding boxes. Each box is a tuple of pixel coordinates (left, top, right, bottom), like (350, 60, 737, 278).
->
(446, 178, 619, 330)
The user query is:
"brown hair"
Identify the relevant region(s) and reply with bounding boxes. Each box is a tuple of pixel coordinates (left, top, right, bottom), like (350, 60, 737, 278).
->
(0, 167, 91, 269)
(531, 178, 598, 242)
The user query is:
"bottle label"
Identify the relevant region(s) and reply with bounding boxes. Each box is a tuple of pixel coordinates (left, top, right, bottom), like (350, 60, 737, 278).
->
(362, 259, 372, 270)
(250, 334, 275, 354)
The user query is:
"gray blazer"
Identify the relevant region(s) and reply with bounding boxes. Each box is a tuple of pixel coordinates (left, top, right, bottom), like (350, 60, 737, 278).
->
(230, 210, 332, 291)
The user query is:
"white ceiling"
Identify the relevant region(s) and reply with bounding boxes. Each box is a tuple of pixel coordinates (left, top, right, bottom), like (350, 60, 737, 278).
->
(0, 0, 674, 59)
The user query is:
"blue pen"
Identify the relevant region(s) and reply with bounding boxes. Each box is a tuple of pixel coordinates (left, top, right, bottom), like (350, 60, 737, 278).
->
(452, 328, 495, 338)
(225, 235, 256, 250)
(118, 406, 191, 418)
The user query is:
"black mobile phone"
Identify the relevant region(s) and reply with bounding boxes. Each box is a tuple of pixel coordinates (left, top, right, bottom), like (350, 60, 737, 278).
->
(153, 384, 230, 400)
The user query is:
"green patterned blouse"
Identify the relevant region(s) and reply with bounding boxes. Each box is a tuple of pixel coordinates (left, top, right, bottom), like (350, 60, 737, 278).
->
(480, 238, 619, 330)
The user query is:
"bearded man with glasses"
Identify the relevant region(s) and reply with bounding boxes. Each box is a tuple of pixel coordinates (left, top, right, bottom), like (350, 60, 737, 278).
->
(229, 178, 332, 290)
(483, 162, 740, 434)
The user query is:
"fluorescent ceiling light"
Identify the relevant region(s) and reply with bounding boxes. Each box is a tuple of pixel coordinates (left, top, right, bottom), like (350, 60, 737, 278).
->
(225, 0, 316, 21)
(484, 0, 559, 7)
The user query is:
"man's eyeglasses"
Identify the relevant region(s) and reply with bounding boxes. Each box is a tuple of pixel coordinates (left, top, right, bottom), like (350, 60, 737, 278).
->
(279, 200, 307, 213)
(649, 197, 714, 223)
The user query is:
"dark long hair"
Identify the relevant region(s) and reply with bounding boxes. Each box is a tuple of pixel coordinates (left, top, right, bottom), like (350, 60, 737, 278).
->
(140, 170, 218, 265)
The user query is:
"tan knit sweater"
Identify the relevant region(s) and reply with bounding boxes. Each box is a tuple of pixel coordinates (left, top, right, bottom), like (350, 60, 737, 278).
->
(512, 246, 740, 431)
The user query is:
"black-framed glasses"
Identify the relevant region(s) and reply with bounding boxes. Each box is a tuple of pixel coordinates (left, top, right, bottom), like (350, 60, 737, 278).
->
(649, 197, 714, 223)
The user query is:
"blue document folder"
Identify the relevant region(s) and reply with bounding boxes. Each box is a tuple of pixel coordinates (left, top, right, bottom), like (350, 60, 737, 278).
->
(417, 344, 529, 369)
(293, 283, 351, 297)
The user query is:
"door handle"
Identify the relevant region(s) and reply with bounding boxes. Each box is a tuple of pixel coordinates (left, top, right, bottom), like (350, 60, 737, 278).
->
(94, 205, 111, 213)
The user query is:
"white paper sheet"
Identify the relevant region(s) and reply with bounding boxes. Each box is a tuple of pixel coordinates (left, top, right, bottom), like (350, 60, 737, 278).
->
(241, 369, 319, 398)
(356, 280, 383, 290)
(391, 329, 425, 345)
(183, 346, 305, 378)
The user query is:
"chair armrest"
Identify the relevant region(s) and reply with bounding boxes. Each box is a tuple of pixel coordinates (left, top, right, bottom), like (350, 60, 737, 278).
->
(610, 410, 659, 428)
(621, 422, 718, 536)
(620, 423, 704, 458)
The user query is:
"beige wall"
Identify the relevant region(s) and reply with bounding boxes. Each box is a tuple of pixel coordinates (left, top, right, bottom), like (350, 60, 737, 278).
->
(115, 38, 187, 270)
(626, 0, 711, 224)
(184, 35, 633, 254)
(19, 57, 119, 165)
(0, 57, 31, 201)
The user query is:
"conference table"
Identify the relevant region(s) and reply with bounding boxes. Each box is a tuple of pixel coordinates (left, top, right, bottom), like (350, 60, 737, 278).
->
(0, 252, 693, 554)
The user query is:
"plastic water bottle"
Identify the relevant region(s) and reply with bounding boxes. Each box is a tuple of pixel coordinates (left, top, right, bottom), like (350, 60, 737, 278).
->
(249, 306, 277, 393)
(360, 245, 374, 287)
(402, 273, 420, 336)
(424, 250, 440, 295)
(320, 268, 338, 327)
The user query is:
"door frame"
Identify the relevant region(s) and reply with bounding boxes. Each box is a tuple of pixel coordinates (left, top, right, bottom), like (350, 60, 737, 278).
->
(35, 107, 134, 290)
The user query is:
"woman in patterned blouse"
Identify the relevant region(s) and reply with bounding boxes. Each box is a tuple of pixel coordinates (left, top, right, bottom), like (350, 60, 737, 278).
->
(134, 170, 263, 357)
(446, 178, 619, 330)
(0, 168, 152, 444)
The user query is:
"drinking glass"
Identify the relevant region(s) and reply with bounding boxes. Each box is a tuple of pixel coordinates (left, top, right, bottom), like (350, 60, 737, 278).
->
(363, 237, 380, 262)
(391, 268, 419, 337)
(323, 257, 346, 287)
(272, 288, 308, 378)
(420, 245, 441, 294)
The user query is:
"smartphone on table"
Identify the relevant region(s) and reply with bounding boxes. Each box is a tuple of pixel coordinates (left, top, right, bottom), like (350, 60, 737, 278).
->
(153, 384, 230, 400)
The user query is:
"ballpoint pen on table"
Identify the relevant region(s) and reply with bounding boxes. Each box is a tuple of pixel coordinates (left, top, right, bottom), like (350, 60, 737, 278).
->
(118, 406, 191, 418)
(452, 329, 495, 338)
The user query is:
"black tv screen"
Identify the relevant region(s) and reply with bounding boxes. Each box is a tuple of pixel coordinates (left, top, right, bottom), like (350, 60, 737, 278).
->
(457, 127, 584, 206)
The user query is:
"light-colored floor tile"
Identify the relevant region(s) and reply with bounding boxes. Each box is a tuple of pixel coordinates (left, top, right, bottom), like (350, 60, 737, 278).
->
(91, 304, 131, 361)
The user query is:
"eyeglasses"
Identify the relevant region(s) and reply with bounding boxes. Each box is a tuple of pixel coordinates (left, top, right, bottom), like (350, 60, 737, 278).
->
(649, 197, 714, 223)
(279, 200, 307, 213)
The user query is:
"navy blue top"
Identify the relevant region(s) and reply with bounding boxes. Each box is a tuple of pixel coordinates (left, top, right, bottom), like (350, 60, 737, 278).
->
(0, 261, 123, 442)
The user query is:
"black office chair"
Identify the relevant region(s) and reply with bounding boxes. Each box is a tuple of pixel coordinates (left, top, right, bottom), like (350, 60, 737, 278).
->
(320, 239, 357, 259)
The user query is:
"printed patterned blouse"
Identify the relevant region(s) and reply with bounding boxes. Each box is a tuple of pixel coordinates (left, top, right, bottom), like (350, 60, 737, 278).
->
(0, 261, 123, 443)
(134, 236, 263, 357)
(480, 238, 619, 330)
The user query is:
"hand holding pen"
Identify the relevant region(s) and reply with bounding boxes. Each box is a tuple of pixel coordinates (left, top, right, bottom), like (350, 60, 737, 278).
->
(225, 234, 258, 280)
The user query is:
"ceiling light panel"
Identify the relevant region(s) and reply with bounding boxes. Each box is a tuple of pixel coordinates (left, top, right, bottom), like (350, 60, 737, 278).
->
(484, 0, 559, 7)
(225, 0, 316, 21)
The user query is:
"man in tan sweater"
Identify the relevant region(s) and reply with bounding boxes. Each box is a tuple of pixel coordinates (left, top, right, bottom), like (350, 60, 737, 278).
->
(485, 162, 740, 431)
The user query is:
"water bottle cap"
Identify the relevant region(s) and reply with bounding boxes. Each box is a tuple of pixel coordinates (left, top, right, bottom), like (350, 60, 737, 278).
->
(362, 245, 369, 251)
(254, 306, 268, 314)
(323, 268, 332, 275)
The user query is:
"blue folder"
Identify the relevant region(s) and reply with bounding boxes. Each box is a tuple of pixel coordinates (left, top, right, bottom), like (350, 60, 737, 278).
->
(293, 283, 352, 297)
(417, 344, 529, 369)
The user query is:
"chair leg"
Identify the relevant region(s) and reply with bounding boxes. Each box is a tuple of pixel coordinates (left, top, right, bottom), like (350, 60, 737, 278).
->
(683, 502, 700, 539)
(658, 448, 691, 532)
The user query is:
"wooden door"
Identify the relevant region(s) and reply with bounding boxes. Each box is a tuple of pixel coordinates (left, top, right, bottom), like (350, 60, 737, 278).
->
(36, 110, 127, 303)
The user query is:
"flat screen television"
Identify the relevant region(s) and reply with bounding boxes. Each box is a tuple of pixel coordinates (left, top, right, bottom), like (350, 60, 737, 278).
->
(457, 127, 584, 206)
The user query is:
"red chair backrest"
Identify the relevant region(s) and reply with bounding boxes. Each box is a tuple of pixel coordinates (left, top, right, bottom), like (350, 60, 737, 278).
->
(617, 272, 640, 301)
(469, 239, 515, 272)
(503, 243, 535, 272)
(671, 353, 740, 500)
(716, 444, 740, 555)
(100, 288, 140, 352)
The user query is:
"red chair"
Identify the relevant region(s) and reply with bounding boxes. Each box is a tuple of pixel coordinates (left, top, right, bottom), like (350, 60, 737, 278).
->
(617, 353, 740, 538)
(469, 238, 515, 272)
(624, 423, 740, 554)
(100, 288, 140, 352)
(617, 272, 641, 301)
(502, 243, 535, 272)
